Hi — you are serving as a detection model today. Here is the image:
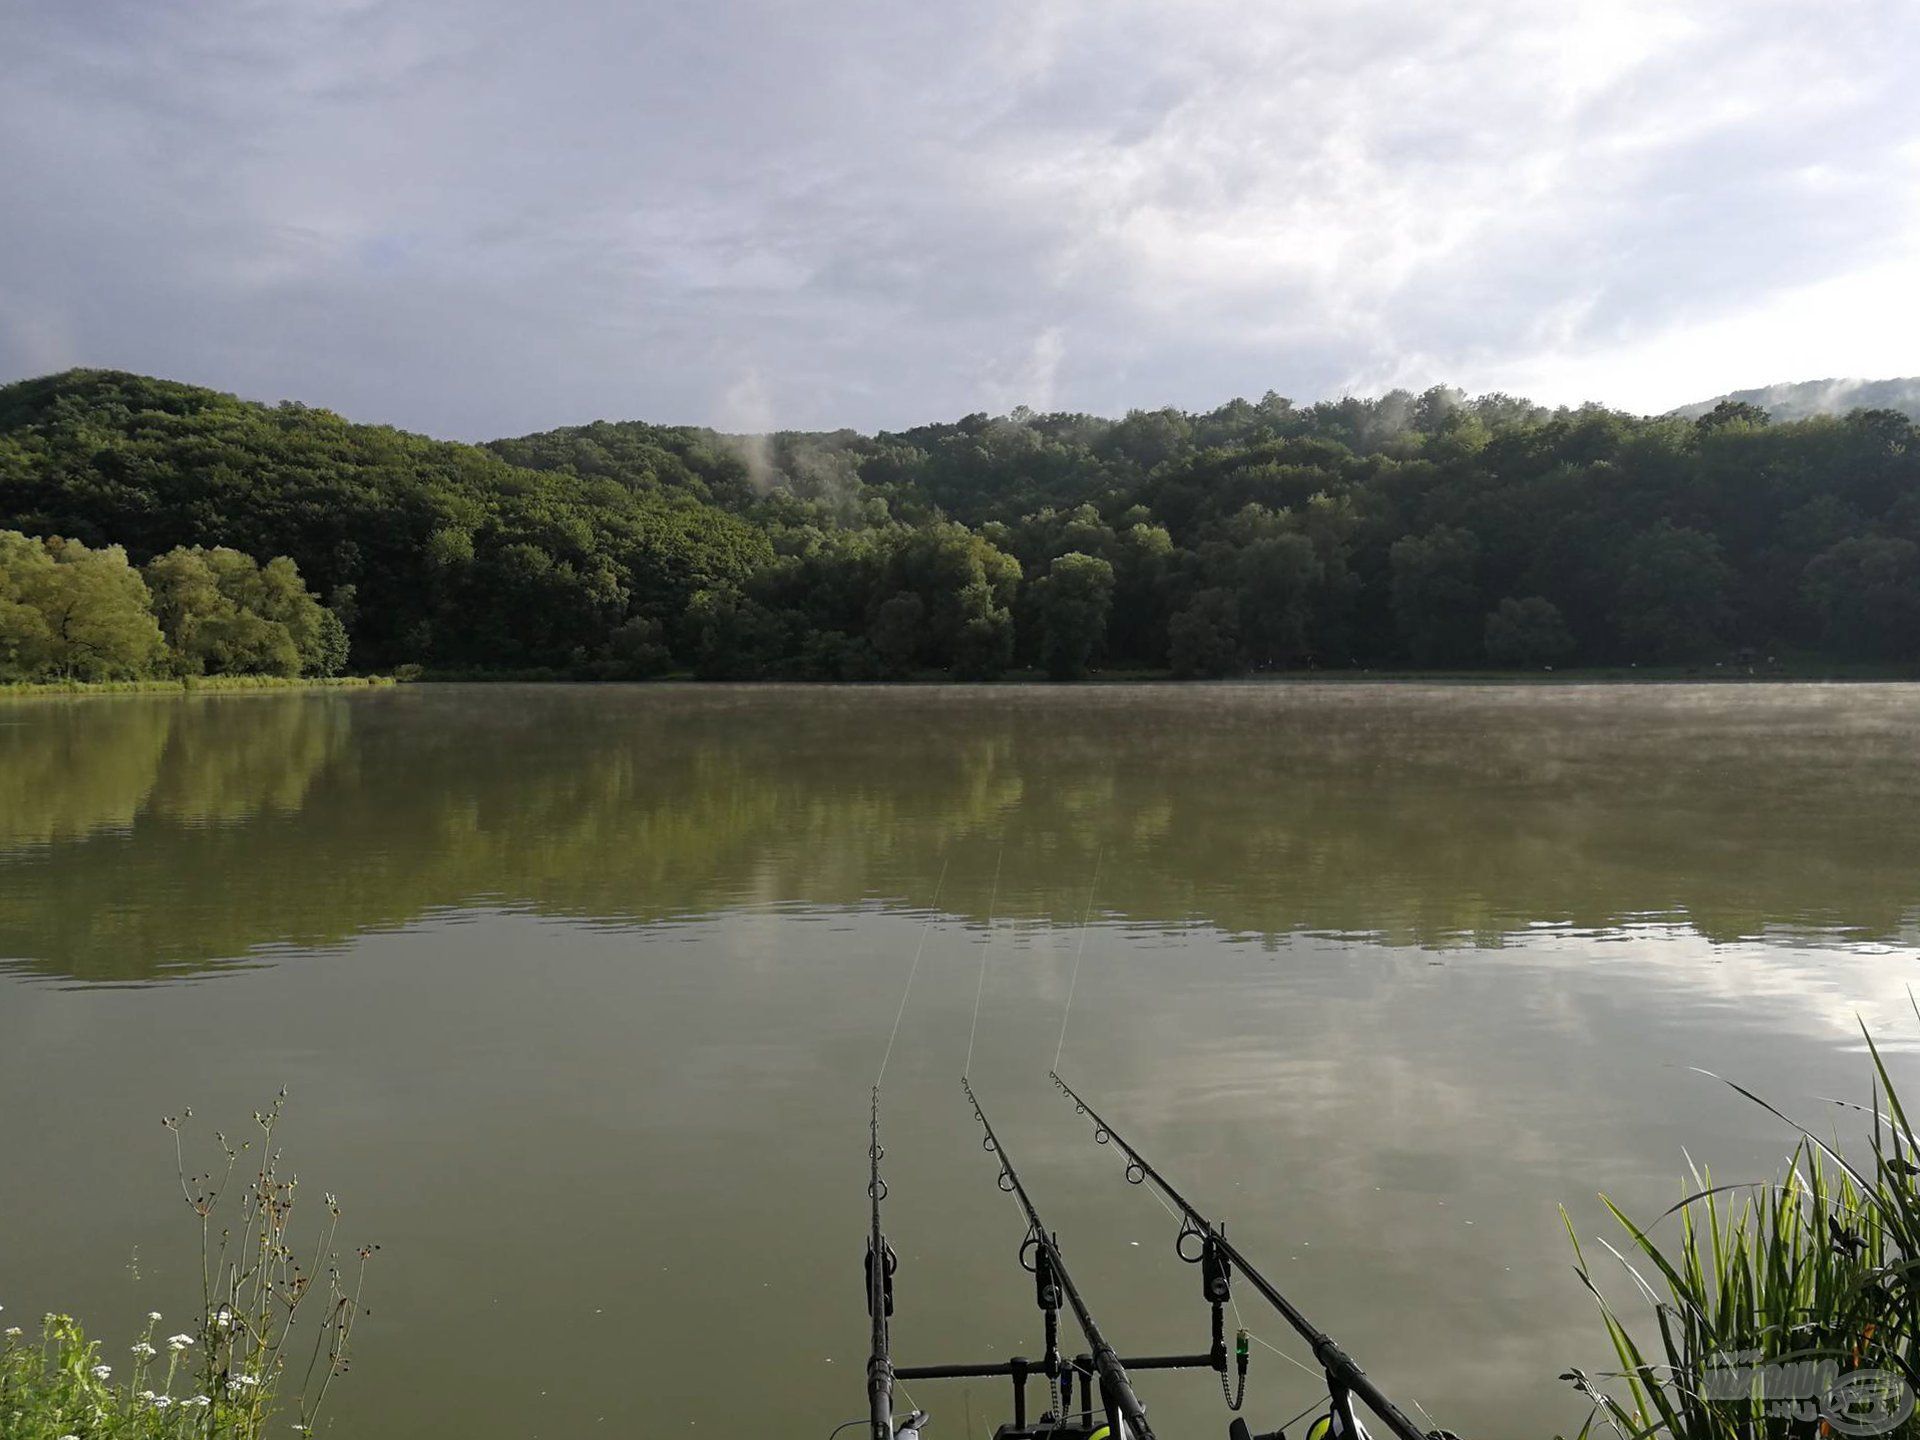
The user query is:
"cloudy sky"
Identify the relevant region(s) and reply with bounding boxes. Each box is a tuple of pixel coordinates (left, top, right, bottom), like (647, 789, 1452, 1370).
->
(3, 0, 1917, 439)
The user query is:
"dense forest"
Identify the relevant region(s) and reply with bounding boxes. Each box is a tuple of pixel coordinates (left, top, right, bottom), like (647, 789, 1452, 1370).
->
(4, 368, 1920, 680)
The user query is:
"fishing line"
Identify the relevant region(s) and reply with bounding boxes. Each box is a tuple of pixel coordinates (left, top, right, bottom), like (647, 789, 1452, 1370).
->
(962, 841, 1006, 1079)
(877, 850, 951, 1087)
(1124, 1134, 1322, 1382)
(1051, 848, 1105, 1072)
(1233, 1294, 1319, 1379)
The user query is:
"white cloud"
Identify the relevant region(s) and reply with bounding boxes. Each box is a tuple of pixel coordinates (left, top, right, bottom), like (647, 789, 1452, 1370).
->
(0, 0, 1915, 436)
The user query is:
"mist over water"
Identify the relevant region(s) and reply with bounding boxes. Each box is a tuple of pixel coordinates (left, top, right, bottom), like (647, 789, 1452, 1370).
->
(2, 682, 1917, 1437)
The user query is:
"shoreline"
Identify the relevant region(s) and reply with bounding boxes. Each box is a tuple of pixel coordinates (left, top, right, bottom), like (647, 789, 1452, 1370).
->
(7, 664, 1918, 698)
(0, 674, 398, 699)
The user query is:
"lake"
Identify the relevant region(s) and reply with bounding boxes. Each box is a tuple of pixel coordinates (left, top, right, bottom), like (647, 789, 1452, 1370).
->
(3, 681, 1919, 1438)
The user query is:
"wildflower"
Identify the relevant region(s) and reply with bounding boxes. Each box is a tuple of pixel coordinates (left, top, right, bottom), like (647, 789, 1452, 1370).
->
(90, 1363, 112, 1381)
(152, 1395, 174, 1410)
(185, 1395, 212, 1408)
(213, 1306, 233, 1331)
(148, 1311, 162, 1321)
(168, 1333, 195, 1350)
(131, 1341, 157, 1357)
(3, 1327, 20, 1339)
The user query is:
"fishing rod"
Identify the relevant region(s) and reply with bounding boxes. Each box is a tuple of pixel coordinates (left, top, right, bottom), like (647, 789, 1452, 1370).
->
(1049, 1071, 1454, 1440)
(866, 1086, 896, 1440)
(963, 1077, 1158, 1440)
(867, 1080, 1247, 1438)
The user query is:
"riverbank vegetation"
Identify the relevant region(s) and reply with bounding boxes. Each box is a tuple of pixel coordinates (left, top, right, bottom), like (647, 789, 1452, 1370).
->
(6, 371, 1920, 681)
(0, 530, 347, 684)
(0, 675, 395, 697)
(1566, 1029, 1920, 1437)
(0, 1098, 368, 1440)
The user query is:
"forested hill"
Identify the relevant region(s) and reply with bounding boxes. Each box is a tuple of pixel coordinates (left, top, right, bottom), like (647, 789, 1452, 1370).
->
(7, 368, 1920, 679)
(1671, 378, 1920, 424)
(0, 370, 770, 670)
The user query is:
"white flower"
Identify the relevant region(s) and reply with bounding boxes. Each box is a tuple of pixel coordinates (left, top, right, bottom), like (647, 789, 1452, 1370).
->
(3, 1327, 20, 1339)
(168, 1333, 195, 1350)
(152, 1395, 174, 1410)
(213, 1307, 233, 1331)
(185, 1395, 212, 1409)
(147, 1311, 162, 1321)
(131, 1341, 157, 1357)
(90, 1363, 112, 1381)
(60, 1435, 79, 1440)
(138, 1390, 157, 1402)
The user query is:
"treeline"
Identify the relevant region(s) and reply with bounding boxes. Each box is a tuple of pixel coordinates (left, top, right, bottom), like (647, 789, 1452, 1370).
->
(0, 531, 342, 682)
(6, 369, 1920, 678)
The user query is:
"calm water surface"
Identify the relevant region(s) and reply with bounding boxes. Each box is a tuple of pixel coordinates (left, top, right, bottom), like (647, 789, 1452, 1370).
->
(4, 682, 1920, 1438)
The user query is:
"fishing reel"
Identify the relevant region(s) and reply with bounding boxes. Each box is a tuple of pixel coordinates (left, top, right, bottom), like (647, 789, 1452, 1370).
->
(1228, 1404, 1369, 1440)
(1229, 1397, 1459, 1440)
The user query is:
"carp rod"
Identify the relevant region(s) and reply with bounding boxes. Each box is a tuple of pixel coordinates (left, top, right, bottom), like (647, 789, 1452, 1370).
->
(866, 1086, 897, 1440)
(865, 1082, 1251, 1438)
(963, 1077, 1157, 1440)
(1049, 1072, 1452, 1440)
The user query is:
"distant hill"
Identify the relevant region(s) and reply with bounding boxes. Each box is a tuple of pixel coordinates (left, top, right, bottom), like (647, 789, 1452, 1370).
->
(0, 370, 771, 669)
(1670, 378, 1920, 423)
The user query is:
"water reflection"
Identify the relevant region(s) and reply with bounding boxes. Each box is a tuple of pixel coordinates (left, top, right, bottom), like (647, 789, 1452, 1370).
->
(4, 683, 1920, 1438)
(3, 681, 1920, 981)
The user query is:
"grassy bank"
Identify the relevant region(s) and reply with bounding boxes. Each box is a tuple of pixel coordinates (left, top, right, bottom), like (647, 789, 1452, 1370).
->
(1, 1099, 368, 1440)
(0, 674, 398, 698)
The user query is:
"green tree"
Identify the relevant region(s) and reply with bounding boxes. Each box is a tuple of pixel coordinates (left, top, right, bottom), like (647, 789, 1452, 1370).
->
(953, 609, 1014, 680)
(0, 530, 60, 680)
(1801, 536, 1920, 659)
(595, 615, 672, 678)
(0, 532, 165, 680)
(1616, 522, 1734, 661)
(1167, 588, 1244, 677)
(867, 591, 926, 677)
(1034, 552, 1115, 680)
(1238, 532, 1322, 667)
(144, 546, 346, 677)
(1106, 520, 1175, 665)
(684, 585, 787, 680)
(1483, 596, 1575, 667)
(1389, 526, 1481, 665)
(1694, 398, 1771, 432)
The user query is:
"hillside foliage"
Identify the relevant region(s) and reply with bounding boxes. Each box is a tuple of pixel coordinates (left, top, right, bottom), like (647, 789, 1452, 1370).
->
(6, 370, 1920, 677)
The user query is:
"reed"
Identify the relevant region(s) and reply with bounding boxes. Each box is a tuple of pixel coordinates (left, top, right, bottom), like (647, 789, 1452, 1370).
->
(1564, 1023, 1920, 1437)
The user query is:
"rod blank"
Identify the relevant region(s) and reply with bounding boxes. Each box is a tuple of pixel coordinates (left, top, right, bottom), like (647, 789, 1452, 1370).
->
(867, 1087, 894, 1440)
(964, 1078, 1157, 1440)
(1049, 1071, 1444, 1440)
